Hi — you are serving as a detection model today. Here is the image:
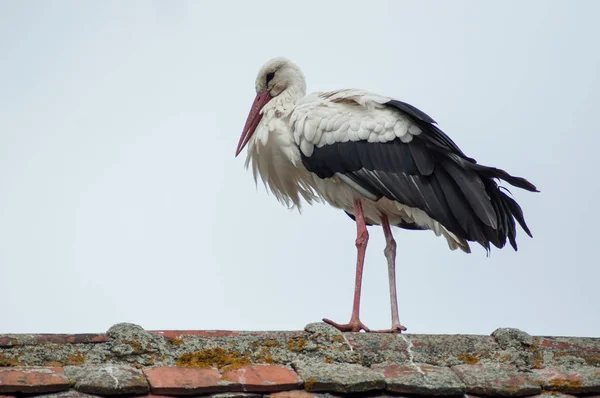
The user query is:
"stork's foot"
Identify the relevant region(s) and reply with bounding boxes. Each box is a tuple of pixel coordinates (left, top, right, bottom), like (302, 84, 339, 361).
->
(323, 317, 370, 333)
(372, 323, 407, 334)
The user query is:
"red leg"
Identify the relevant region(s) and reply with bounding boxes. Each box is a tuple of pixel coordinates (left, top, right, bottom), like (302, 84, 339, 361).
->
(373, 214, 407, 333)
(323, 199, 371, 332)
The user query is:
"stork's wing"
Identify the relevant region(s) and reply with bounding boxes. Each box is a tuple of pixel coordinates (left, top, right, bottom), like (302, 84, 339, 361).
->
(293, 90, 537, 251)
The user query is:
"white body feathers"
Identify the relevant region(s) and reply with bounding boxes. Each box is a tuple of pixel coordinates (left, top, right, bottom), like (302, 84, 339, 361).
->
(244, 87, 470, 252)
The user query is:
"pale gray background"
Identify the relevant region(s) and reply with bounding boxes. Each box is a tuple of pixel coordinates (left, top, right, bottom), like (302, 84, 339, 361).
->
(1, 0, 598, 336)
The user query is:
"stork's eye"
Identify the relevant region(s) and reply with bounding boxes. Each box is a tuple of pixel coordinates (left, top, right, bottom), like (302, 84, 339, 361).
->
(266, 72, 275, 85)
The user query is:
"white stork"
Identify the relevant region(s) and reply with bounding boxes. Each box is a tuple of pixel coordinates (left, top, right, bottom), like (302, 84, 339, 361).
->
(235, 57, 538, 333)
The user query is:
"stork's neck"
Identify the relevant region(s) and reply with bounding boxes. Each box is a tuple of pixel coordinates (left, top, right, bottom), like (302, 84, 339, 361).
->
(268, 84, 306, 114)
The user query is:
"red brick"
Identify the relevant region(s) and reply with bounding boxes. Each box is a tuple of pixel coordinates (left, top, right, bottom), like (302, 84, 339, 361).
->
(144, 367, 230, 395)
(0, 367, 69, 394)
(223, 365, 301, 393)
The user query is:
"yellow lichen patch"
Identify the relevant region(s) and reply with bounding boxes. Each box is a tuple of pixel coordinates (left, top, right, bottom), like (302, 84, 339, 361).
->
(304, 377, 318, 391)
(585, 353, 600, 366)
(247, 339, 280, 365)
(0, 354, 21, 367)
(458, 353, 480, 365)
(549, 378, 583, 390)
(531, 358, 544, 369)
(255, 339, 281, 348)
(122, 339, 144, 354)
(325, 356, 334, 364)
(288, 337, 308, 352)
(256, 347, 275, 364)
(531, 349, 545, 369)
(176, 347, 250, 370)
(331, 335, 346, 344)
(170, 337, 184, 346)
(66, 352, 86, 365)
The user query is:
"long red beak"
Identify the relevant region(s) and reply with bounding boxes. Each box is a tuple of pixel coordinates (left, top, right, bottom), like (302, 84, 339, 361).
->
(235, 91, 273, 157)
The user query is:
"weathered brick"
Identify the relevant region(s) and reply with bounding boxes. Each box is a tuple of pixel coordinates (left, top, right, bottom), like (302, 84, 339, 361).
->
(268, 392, 331, 398)
(210, 393, 263, 398)
(268, 392, 346, 398)
(0, 367, 69, 394)
(151, 330, 240, 340)
(64, 364, 148, 395)
(409, 334, 501, 367)
(222, 365, 301, 393)
(144, 395, 181, 398)
(0, 337, 19, 347)
(453, 363, 541, 396)
(0, 335, 108, 347)
(373, 363, 466, 395)
(531, 366, 600, 394)
(531, 336, 600, 368)
(341, 332, 411, 364)
(293, 361, 384, 394)
(34, 390, 100, 398)
(144, 366, 232, 395)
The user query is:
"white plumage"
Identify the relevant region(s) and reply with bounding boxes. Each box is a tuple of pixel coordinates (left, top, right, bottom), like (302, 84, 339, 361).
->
(242, 63, 464, 252)
(235, 57, 537, 333)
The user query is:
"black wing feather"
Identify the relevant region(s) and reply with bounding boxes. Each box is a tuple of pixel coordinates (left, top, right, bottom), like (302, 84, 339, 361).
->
(408, 138, 435, 175)
(442, 159, 497, 229)
(387, 100, 436, 124)
(300, 99, 538, 252)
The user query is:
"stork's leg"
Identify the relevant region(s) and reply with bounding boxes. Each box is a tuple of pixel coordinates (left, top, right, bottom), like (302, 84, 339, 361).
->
(323, 199, 370, 333)
(373, 214, 407, 333)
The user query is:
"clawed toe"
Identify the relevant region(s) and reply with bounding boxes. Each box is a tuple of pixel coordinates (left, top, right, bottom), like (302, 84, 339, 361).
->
(323, 318, 371, 332)
(372, 324, 407, 333)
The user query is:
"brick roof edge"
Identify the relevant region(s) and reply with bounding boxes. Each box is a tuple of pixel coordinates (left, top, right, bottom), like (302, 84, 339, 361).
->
(0, 323, 598, 397)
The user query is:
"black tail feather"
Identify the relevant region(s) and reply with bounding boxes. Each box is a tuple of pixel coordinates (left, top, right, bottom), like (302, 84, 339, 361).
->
(445, 156, 537, 251)
(501, 191, 533, 238)
(470, 163, 539, 193)
(477, 171, 535, 251)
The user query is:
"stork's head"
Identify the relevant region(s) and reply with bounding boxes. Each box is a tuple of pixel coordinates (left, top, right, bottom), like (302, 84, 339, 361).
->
(235, 57, 306, 157)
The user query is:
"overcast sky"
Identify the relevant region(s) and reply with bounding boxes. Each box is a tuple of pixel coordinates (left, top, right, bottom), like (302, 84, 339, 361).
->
(1, 1, 598, 337)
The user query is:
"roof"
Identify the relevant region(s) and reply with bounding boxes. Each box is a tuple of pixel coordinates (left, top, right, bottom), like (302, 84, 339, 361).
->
(0, 323, 598, 397)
